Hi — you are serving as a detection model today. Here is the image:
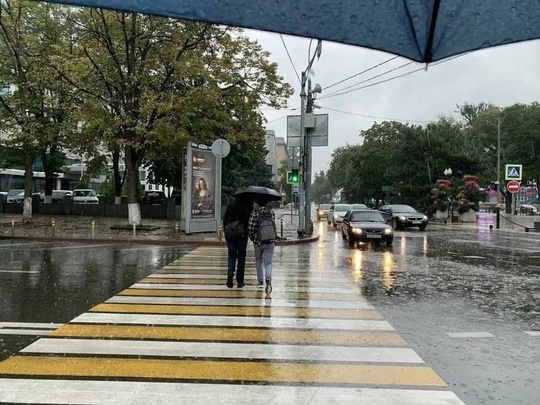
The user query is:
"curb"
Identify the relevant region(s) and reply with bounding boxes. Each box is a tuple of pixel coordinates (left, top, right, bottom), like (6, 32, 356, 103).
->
(0, 232, 319, 247)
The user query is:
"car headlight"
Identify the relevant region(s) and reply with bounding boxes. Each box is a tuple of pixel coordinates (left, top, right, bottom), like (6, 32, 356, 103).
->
(399, 216, 406, 221)
(423, 215, 428, 221)
(384, 228, 393, 235)
(352, 228, 363, 235)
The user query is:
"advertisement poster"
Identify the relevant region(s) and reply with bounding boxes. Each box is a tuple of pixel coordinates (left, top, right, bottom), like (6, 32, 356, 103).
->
(191, 147, 215, 218)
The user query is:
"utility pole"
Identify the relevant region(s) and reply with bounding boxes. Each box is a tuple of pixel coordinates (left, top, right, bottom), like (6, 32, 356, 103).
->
(497, 116, 501, 204)
(297, 71, 307, 236)
(296, 40, 322, 237)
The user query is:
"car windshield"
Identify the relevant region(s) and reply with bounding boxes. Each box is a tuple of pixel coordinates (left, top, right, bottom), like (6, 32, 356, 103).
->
(74, 190, 95, 196)
(391, 205, 417, 213)
(334, 204, 352, 212)
(351, 211, 385, 222)
(319, 204, 331, 210)
(7, 190, 24, 196)
(352, 204, 368, 209)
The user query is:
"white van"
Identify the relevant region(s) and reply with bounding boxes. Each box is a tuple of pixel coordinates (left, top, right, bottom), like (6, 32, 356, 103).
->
(72, 189, 98, 204)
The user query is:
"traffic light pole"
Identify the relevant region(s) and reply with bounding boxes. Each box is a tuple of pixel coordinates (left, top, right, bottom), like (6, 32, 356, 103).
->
(297, 71, 306, 237)
(304, 79, 314, 236)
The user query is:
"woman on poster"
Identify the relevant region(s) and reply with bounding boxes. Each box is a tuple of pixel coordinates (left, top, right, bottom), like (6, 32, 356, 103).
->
(192, 177, 214, 215)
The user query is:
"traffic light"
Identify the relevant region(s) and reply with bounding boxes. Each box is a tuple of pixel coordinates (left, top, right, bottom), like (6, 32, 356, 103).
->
(287, 169, 299, 184)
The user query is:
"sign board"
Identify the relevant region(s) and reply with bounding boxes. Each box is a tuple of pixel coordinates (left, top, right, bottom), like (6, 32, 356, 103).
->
(292, 185, 299, 195)
(506, 180, 520, 194)
(211, 138, 230, 157)
(505, 164, 522, 181)
(286, 114, 329, 147)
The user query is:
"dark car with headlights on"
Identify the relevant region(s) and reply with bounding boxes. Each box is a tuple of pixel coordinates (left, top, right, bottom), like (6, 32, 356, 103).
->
(341, 210, 394, 247)
(378, 204, 428, 230)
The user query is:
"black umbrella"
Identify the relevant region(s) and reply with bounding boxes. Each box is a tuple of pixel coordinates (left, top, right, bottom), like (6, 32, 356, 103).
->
(45, 0, 540, 63)
(234, 186, 281, 202)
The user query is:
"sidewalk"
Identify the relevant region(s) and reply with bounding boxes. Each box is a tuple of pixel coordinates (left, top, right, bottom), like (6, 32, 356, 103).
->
(0, 208, 317, 246)
(430, 211, 540, 233)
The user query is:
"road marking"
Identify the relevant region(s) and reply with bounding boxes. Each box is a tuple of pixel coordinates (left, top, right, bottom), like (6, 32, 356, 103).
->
(0, 356, 446, 386)
(0, 380, 467, 404)
(90, 303, 382, 319)
(0, 322, 62, 329)
(23, 338, 424, 364)
(0, 245, 466, 403)
(0, 329, 54, 336)
(72, 313, 395, 331)
(51, 324, 406, 346)
(447, 332, 494, 338)
(0, 270, 40, 274)
(119, 288, 360, 301)
(524, 331, 540, 336)
(105, 295, 373, 310)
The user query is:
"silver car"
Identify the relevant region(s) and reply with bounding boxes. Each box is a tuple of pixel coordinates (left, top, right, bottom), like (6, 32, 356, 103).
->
(328, 204, 353, 228)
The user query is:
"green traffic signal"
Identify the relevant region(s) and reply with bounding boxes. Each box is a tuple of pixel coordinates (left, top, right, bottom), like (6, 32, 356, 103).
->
(287, 169, 299, 184)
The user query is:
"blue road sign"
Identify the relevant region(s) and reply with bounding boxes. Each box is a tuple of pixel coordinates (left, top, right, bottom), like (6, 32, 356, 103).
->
(505, 164, 522, 181)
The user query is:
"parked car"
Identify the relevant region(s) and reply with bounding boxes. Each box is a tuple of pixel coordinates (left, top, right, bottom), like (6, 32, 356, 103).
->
(316, 203, 332, 220)
(141, 190, 167, 205)
(328, 203, 353, 227)
(7, 189, 25, 203)
(342, 209, 394, 247)
(52, 190, 73, 203)
(518, 203, 538, 215)
(378, 204, 428, 230)
(72, 189, 99, 204)
(352, 203, 368, 210)
(6, 189, 43, 203)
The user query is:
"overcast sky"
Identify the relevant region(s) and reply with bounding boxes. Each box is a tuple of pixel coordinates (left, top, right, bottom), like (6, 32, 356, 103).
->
(246, 29, 540, 177)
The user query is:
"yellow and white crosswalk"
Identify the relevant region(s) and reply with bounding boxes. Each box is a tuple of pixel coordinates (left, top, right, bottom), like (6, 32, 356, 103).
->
(0, 246, 466, 404)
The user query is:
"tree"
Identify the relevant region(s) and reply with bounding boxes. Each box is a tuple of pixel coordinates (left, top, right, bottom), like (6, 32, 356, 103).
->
(52, 10, 291, 224)
(0, 0, 76, 220)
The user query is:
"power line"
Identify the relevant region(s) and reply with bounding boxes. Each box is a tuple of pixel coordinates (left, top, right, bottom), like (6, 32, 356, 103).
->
(321, 60, 414, 99)
(320, 106, 431, 123)
(280, 34, 301, 84)
(323, 55, 399, 91)
(320, 54, 467, 100)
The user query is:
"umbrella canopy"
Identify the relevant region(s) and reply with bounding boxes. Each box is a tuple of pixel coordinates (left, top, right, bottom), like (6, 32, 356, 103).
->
(44, 0, 540, 63)
(234, 186, 281, 202)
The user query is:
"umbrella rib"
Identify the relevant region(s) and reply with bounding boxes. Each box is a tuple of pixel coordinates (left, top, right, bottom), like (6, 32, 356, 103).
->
(423, 0, 441, 63)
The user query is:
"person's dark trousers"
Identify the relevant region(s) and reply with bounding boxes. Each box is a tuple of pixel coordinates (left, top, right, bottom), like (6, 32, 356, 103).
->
(227, 237, 248, 284)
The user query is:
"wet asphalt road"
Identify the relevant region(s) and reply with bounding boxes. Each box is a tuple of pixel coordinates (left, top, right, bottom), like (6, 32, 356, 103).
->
(1, 221, 540, 405)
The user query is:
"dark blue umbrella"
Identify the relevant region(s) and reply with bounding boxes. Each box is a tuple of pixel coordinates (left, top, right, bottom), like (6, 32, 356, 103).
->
(42, 0, 540, 63)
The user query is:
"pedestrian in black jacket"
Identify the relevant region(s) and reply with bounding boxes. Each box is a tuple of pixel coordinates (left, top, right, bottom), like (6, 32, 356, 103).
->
(223, 197, 253, 288)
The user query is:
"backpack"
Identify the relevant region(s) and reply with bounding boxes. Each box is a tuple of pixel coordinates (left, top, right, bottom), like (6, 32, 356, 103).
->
(257, 210, 277, 244)
(224, 220, 246, 240)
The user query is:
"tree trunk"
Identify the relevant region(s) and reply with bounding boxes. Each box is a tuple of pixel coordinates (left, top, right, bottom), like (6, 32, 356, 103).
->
(42, 153, 55, 205)
(112, 147, 122, 205)
(23, 154, 33, 223)
(125, 145, 142, 225)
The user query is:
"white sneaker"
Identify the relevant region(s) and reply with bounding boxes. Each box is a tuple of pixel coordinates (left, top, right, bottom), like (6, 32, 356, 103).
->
(257, 281, 264, 288)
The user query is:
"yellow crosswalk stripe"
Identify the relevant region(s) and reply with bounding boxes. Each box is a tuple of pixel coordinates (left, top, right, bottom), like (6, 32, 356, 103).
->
(0, 356, 446, 387)
(89, 303, 383, 319)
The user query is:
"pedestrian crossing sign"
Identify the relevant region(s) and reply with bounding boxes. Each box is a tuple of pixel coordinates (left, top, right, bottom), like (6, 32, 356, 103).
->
(505, 164, 522, 181)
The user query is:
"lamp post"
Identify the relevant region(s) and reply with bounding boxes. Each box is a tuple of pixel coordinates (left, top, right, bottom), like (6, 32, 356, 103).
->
(444, 168, 454, 222)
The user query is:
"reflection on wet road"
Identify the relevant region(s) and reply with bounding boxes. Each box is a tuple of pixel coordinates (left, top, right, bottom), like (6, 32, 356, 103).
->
(320, 221, 540, 405)
(0, 220, 539, 404)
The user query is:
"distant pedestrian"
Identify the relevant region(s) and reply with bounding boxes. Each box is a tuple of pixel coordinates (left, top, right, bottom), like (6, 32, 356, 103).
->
(223, 197, 253, 288)
(248, 199, 277, 294)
